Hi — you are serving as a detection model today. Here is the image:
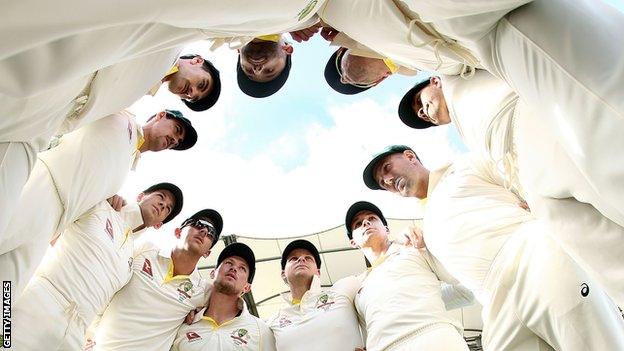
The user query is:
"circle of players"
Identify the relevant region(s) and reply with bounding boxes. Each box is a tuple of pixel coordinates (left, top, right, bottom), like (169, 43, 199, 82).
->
(1, 0, 624, 350)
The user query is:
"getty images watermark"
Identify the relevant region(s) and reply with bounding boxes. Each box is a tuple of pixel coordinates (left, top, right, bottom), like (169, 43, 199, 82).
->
(1, 281, 10, 348)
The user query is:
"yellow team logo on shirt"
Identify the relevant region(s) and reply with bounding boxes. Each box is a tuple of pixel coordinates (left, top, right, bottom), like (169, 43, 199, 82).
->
(297, 0, 318, 21)
(230, 328, 250, 345)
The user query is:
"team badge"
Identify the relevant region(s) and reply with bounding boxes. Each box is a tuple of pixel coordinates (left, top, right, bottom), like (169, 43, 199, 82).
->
(315, 292, 335, 311)
(105, 218, 114, 240)
(230, 328, 250, 345)
(297, 0, 318, 21)
(177, 281, 194, 301)
(142, 258, 153, 277)
(186, 331, 202, 342)
(127, 257, 133, 273)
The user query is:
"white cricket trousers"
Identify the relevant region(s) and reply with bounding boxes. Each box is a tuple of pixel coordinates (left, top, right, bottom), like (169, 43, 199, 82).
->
(386, 323, 469, 351)
(0, 142, 35, 237)
(514, 101, 624, 307)
(0, 159, 62, 298)
(482, 222, 624, 351)
(12, 276, 86, 351)
(479, 0, 624, 228)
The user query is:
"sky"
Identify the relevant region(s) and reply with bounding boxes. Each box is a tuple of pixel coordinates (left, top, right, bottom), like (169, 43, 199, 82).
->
(121, 35, 465, 240)
(121, 0, 624, 241)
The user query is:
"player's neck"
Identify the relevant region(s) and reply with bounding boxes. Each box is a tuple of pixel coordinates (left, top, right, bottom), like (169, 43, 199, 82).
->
(170, 248, 200, 276)
(205, 292, 241, 325)
(290, 276, 313, 301)
(361, 239, 391, 263)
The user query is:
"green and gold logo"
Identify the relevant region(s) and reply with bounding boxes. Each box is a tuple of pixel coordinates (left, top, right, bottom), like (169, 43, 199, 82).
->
(297, 0, 318, 21)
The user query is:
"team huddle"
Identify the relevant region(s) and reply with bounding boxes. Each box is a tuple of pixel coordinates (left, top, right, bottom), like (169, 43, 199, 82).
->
(1, 0, 624, 350)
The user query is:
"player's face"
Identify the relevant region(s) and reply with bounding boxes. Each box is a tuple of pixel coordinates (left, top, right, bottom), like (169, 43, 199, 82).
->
(350, 210, 387, 247)
(284, 248, 319, 283)
(168, 57, 214, 102)
(214, 256, 250, 296)
(138, 189, 175, 227)
(181, 219, 215, 255)
(412, 77, 450, 125)
(340, 51, 390, 87)
(373, 152, 426, 198)
(145, 113, 186, 151)
(239, 39, 290, 83)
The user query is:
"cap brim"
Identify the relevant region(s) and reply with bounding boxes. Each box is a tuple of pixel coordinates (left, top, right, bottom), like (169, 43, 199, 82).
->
(281, 239, 321, 270)
(173, 120, 198, 151)
(218, 243, 256, 283)
(398, 81, 437, 129)
(324, 50, 370, 95)
(183, 62, 221, 111)
(185, 209, 223, 242)
(345, 201, 387, 237)
(237, 55, 291, 98)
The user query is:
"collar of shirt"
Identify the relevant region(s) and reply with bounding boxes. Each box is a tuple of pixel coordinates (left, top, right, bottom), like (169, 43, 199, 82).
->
(368, 242, 402, 272)
(426, 163, 453, 200)
(256, 34, 280, 43)
(195, 297, 248, 328)
(382, 58, 399, 73)
(148, 64, 179, 96)
(120, 202, 145, 231)
(158, 248, 201, 286)
(280, 275, 322, 305)
(131, 124, 145, 171)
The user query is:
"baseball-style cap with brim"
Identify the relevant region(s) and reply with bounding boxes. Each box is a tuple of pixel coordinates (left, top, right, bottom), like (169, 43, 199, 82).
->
(142, 182, 183, 224)
(398, 78, 436, 129)
(181, 209, 223, 247)
(345, 201, 388, 239)
(164, 109, 197, 151)
(362, 145, 414, 190)
(324, 48, 370, 95)
(280, 239, 321, 270)
(217, 242, 256, 283)
(236, 54, 291, 98)
(182, 59, 221, 111)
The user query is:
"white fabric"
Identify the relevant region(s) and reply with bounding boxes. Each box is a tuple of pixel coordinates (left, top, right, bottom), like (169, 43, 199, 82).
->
(0, 111, 142, 297)
(318, 0, 474, 75)
(0, 0, 324, 97)
(0, 142, 34, 236)
(387, 323, 468, 351)
(35, 201, 143, 326)
(172, 301, 276, 351)
(0, 161, 62, 297)
(93, 241, 208, 350)
(354, 244, 465, 351)
(266, 275, 363, 351)
(423, 0, 624, 228)
(424, 156, 624, 350)
(11, 276, 85, 351)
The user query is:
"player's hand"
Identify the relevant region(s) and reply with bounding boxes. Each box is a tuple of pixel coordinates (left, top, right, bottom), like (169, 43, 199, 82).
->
(320, 26, 340, 42)
(402, 226, 426, 250)
(185, 307, 202, 325)
(289, 23, 321, 43)
(355, 348, 366, 351)
(107, 194, 127, 211)
(83, 339, 96, 351)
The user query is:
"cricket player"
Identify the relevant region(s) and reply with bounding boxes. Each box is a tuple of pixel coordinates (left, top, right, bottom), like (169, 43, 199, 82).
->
(236, 34, 294, 98)
(363, 144, 624, 350)
(397, 72, 624, 304)
(391, 0, 624, 229)
(0, 109, 197, 297)
(345, 201, 472, 351)
(92, 208, 222, 350)
(321, 28, 418, 95)
(266, 239, 364, 351)
(0, 52, 219, 237)
(11, 182, 184, 350)
(172, 242, 276, 351)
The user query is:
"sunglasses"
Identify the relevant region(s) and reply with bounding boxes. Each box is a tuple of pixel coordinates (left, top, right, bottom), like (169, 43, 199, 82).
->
(183, 218, 217, 239)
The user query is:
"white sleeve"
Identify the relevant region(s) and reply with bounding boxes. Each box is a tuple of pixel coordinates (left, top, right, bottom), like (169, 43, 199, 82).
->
(258, 320, 277, 351)
(440, 282, 475, 310)
(398, 0, 533, 21)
